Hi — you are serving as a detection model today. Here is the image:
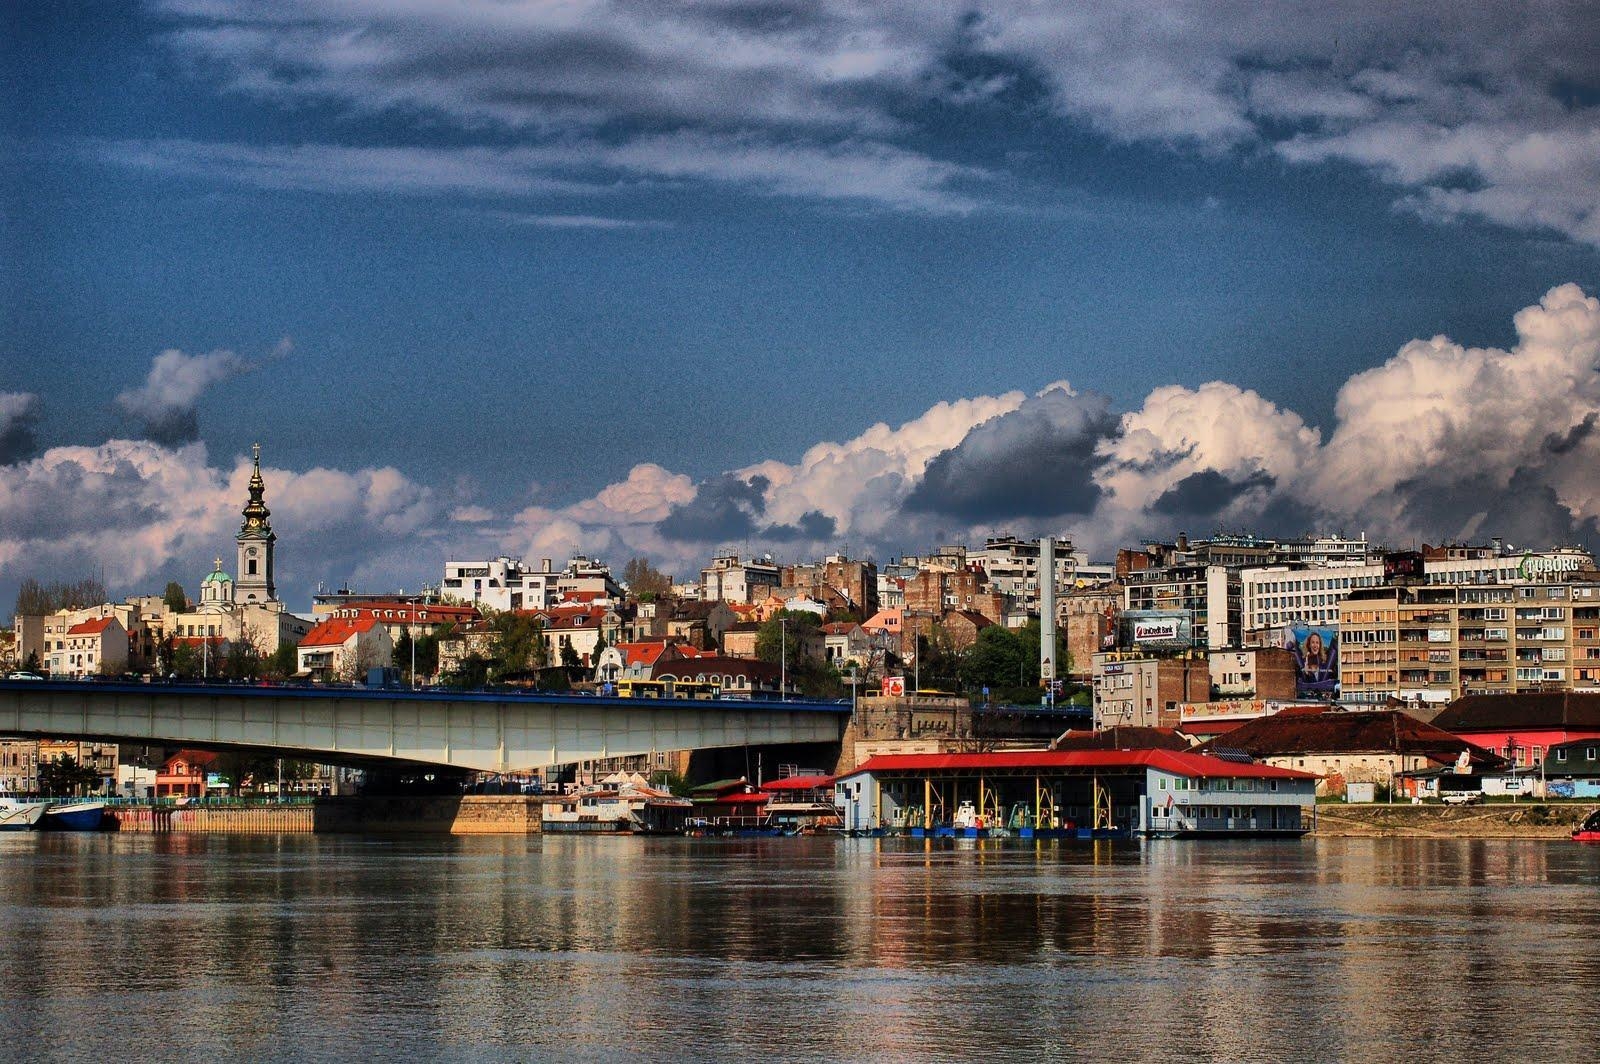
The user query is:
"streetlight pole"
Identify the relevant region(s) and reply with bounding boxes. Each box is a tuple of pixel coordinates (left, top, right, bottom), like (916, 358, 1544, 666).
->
(780, 617, 787, 702)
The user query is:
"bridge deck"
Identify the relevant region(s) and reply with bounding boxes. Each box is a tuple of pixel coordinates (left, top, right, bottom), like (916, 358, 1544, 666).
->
(0, 679, 850, 773)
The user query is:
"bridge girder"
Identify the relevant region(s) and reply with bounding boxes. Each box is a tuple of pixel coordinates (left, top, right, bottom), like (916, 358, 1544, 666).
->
(0, 681, 848, 773)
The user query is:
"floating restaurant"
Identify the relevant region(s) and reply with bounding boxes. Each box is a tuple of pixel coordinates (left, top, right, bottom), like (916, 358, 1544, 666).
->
(834, 749, 1318, 838)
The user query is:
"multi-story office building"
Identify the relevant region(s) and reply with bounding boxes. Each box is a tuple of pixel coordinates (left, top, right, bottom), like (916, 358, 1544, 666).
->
(1122, 564, 1239, 649)
(1243, 548, 1593, 636)
(1339, 575, 1600, 704)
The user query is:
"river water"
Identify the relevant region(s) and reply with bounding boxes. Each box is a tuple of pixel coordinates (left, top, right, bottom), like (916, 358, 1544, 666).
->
(2, 834, 1597, 1061)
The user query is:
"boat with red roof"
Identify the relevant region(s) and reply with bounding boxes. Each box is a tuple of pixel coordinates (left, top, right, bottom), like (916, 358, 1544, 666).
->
(1574, 808, 1600, 843)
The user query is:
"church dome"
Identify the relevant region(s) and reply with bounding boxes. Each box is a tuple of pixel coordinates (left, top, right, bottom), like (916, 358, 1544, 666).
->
(202, 561, 232, 585)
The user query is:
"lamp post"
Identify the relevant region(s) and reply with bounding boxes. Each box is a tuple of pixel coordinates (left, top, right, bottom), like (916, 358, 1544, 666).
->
(780, 616, 787, 702)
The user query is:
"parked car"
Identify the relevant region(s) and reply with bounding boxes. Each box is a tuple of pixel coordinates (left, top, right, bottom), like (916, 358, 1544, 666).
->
(6, 671, 45, 681)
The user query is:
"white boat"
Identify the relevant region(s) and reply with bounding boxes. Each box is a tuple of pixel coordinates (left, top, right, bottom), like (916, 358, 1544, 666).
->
(0, 794, 48, 831)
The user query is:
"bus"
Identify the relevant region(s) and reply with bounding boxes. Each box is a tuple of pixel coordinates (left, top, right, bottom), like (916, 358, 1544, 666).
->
(615, 679, 721, 700)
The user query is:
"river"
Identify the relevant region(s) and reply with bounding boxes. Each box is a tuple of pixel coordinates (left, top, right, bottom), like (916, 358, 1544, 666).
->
(2, 834, 1597, 1061)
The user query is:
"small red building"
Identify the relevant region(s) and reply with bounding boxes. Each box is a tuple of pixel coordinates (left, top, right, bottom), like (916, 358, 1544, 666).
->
(1431, 692, 1600, 769)
(689, 778, 770, 826)
(156, 749, 217, 798)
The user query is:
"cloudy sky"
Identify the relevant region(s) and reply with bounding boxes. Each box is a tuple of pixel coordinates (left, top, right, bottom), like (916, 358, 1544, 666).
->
(4, 2, 1600, 610)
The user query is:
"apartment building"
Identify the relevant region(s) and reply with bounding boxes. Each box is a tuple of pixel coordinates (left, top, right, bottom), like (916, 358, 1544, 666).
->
(1090, 651, 1210, 729)
(1243, 548, 1593, 635)
(1339, 576, 1600, 704)
(700, 552, 781, 604)
(967, 536, 1081, 613)
(442, 556, 558, 611)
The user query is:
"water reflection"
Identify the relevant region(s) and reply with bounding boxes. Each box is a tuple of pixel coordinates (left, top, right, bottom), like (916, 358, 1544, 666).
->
(2, 833, 1597, 1060)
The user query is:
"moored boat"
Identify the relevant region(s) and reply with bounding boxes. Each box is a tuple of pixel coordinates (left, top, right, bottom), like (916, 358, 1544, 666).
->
(0, 795, 48, 831)
(41, 801, 107, 832)
(1574, 808, 1600, 843)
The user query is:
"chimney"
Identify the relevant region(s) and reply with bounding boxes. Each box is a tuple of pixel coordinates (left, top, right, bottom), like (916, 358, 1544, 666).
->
(542, 558, 553, 573)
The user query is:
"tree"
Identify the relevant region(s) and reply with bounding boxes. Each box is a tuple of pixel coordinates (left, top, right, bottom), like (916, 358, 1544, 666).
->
(958, 625, 1025, 692)
(38, 754, 101, 797)
(265, 643, 300, 679)
(488, 611, 547, 676)
(755, 610, 824, 664)
(13, 576, 109, 616)
(170, 641, 202, 679)
(448, 653, 492, 689)
(560, 640, 581, 671)
(222, 639, 264, 679)
(622, 557, 672, 599)
(163, 581, 190, 613)
(754, 610, 843, 697)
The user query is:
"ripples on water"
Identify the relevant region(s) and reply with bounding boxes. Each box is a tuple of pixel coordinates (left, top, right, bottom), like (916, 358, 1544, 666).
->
(2, 834, 1598, 1061)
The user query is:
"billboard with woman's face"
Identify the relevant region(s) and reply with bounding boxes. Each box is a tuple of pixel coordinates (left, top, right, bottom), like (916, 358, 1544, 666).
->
(1284, 625, 1339, 698)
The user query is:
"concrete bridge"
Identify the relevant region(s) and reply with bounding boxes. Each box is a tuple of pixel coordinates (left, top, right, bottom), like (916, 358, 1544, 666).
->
(0, 679, 850, 773)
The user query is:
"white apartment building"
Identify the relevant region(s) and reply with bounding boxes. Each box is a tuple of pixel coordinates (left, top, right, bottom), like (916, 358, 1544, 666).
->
(700, 552, 780, 604)
(442, 557, 558, 611)
(1243, 549, 1594, 635)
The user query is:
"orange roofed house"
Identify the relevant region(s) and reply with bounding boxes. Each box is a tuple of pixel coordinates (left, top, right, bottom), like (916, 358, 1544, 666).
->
(296, 616, 394, 681)
(156, 749, 219, 798)
(49, 616, 129, 678)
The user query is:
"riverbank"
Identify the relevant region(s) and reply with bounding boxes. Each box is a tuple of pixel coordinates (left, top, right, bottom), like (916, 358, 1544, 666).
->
(1315, 802, 1595, 838)
(108, 795, 548, 835)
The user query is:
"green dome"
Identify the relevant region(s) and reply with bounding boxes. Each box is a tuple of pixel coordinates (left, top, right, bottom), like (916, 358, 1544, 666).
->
(202, 561, 232, 585)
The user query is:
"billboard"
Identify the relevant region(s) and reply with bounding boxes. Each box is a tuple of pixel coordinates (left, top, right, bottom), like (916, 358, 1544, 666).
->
(881, 675, 906, 697)
(1119, 610, 1193, 649)
(1283, 624, 1339, 699)
(1382, 551, 1425, 580)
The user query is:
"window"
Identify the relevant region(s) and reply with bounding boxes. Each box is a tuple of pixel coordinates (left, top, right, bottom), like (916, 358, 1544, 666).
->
(1556, 749, 1568, 763)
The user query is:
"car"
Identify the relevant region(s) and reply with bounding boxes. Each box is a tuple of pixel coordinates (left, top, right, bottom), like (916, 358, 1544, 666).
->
(1440, 791, 1482, 805)
(6, 671, 45, 681)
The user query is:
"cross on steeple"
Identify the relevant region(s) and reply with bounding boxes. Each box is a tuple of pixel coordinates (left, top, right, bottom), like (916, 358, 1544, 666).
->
(214, 557, 223, 571)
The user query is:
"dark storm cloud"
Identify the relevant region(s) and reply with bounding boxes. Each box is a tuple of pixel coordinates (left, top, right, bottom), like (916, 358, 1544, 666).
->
(1392, 465, 1600, 554)
(764, 510, 838, 541)
(656, 474, 769, 542)
(902, 388, 1119, 521)
(1544, 412, 1598, 456)
(0, 392, 41, 465)
(1152, 469, 1277, 516)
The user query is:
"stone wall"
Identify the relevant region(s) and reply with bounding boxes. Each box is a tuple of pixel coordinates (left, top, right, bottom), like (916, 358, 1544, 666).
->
(1316, 802, 1593, 838)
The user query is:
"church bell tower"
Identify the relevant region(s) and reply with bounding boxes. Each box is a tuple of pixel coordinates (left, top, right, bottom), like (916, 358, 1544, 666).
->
(234, 443, 277, 604)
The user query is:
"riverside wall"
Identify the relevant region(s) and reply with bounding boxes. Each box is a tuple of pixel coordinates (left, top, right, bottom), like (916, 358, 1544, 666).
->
(110, 796, 549, 835)
(1315, 802, 1595, 838)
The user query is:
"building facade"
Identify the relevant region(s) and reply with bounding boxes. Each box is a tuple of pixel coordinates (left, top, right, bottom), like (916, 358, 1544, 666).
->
(1339, 576, 1600, 704)
(701, 552, 781, 605)
(1242, 547, 1592, 636)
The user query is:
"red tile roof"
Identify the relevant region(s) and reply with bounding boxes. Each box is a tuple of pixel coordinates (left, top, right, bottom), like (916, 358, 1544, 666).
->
(615, 641, 674, 667)
(1433, 692, 1600, 732)
(67, 616, 118, 636)
(841, 749, 1317, 781)
(1051, 727, 1192, 752)
(1197, 709, 1504, 767)
(300, 616, 380, 648)
(335, 603, 479, 624)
